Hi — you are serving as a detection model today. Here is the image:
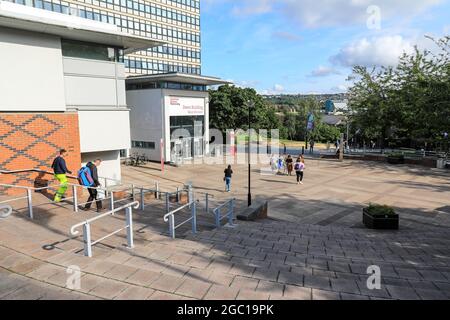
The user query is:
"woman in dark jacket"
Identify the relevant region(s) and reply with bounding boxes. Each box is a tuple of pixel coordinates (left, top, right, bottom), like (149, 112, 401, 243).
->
(224, 165, 233, 192)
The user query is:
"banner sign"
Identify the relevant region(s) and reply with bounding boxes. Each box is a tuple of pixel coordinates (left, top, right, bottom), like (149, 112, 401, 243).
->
(307, 113, 315, 131)
(165, 96, 205, 116)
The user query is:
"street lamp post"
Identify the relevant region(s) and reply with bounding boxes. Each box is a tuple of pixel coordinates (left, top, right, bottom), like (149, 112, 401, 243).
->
(247, 100, 254, 207)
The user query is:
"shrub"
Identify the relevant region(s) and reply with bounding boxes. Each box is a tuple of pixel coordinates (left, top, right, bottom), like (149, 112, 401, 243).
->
(365, 204, 396, 217)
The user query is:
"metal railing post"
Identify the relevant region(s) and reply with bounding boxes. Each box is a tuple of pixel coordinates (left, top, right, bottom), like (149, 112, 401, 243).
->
(169, 214, 175, 239)
(176, 187, 180, 204)
(110, 191, 115, 214)
(191, 201, 197, 234)
(228, 199, 234, 226)
(83, 223, 93, 257)
(188, 183, 193, 209)
(131, 184, 135, 201)
(214, 208, 220, 228)
(140, 188, 145, 211)
(72, 185, 78, 213)
(165, 192, 170, 213)
(104, 178, 108, 188)
(155, 182, 160, 199)
(27, 189, 33, 219)
(126, 207, 134, 249)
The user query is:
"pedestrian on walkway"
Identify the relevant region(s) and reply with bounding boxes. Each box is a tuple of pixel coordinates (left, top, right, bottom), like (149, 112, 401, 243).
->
(277, 155, 284, 175)
(51, 149, 72, 203)
(224, 165, 233, 192)
(83, 159, 103, 212)
(310, 140, 315, 154)
(294, 157, 305, 185)
(286, 155, 294, 176)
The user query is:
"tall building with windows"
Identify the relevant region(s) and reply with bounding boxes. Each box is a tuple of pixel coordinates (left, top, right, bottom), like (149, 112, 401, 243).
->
(7, 0, 201, 76)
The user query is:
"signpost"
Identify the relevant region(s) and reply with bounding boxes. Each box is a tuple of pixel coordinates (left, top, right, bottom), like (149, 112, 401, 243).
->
(161, 139, 165, 173)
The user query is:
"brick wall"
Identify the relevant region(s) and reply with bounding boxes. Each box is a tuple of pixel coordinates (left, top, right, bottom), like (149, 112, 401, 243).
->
(0, 113, 82, 195)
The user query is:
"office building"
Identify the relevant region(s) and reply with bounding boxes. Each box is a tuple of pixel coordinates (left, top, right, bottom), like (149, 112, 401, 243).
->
(5, 0, 201, 76)
(0, 1, 161, 189)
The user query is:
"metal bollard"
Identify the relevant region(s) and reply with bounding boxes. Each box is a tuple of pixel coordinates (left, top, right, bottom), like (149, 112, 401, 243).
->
(214, 208, 220, 228)
(205, 193, 209, 213)
(165, 192, 170, 213)
(176, 187, 180, 204)
(126, 207, 134, 248)
(72, 185, 78, 213)
(228, 199, 234, 226)
(140, 188, 145, 211)
(110, 191, 115, 214)
(155, 181, 160, 199)
(27, 189, 33, 219)
(191, 201, 197, 234)
(83, 223, 92, 257)
(131, 184, 135, 201)
(168, 214, 175, 239)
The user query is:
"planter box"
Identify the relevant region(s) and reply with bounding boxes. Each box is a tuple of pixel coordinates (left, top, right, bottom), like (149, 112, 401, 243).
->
(387, 157, 405, 165)
(363, 208, 399, 230)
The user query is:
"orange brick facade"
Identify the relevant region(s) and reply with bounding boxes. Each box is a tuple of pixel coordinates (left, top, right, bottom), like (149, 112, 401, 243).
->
(0, 113, 82, 195)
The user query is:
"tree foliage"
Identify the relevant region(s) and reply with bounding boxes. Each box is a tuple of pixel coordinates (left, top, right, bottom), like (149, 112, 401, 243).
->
(209, 85, 280, 134)
(348, 36, 450, 150)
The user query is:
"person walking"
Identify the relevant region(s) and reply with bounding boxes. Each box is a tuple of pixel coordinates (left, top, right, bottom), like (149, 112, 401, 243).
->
(310, 140, 315, 154)
(286, 155, 294, 176)
(294, 157, 306, 185)
(83, 159, 103, 212)
(51, 149, 72, 203)
(224, 165, 233, 192)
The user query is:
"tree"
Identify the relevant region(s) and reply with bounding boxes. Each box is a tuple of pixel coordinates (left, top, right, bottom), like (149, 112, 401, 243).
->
(347, 36, 450, 151)
(209, 85, 281, 136)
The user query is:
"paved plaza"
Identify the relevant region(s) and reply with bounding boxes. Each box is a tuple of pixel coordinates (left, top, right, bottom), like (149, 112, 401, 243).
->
(1, 158, 450, 300)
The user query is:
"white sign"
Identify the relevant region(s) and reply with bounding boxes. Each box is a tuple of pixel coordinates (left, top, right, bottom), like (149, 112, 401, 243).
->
(166, 96, 205, 116)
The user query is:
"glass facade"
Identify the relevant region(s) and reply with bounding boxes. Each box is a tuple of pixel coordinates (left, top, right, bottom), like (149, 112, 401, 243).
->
(126, 81, 206, 91)
(61, 39, 124, 62)
(9, 0, 201, 75)
(170, 116, 204, 137)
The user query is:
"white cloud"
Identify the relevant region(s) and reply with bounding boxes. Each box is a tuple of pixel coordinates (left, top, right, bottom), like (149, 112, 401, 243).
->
(330, 35, 415, 67)
(309, 66, 341, 77)
(231, 0, 272, 16)
(273, 84, 285, 92)
(211, 0, 443, 28)
(271, 31, 302, 42)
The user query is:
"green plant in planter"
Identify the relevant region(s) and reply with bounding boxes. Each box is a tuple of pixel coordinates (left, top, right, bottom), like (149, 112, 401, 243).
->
(386, 152, 405, 164)
(365, 204, 396, 217)
(363, 203, 399, 230)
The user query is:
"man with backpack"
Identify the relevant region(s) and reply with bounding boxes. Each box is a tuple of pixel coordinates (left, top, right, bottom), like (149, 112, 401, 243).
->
(51, 149, 72, 203)
(79, 159, 103, 212)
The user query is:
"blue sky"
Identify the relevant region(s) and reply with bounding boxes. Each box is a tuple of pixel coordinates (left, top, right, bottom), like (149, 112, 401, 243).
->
(200, 0, 450, 94)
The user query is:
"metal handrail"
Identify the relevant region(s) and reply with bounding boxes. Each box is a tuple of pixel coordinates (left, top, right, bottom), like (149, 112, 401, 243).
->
(0, 205, 12, 218)
(0, 168, 125, 189)
(213, 199, 235, 229)
(70, 201, 139, 257)
(163, 200, 197, 239)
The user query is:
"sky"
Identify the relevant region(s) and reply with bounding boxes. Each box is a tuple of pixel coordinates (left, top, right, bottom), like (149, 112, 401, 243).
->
(200, 0, 450, 95)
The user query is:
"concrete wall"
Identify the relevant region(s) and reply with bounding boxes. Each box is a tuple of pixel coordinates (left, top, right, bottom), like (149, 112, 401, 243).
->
(81, 150, 121, 185)
(126, 88, 210, 162)
(0, 27, 66, 111)
(78, 110, 131, 154)
(63, 57, 126, 108)
(127, 89, 164, 162)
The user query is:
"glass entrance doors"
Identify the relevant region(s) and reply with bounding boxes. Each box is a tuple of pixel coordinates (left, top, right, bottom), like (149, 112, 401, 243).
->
(171, 137, 204, 162)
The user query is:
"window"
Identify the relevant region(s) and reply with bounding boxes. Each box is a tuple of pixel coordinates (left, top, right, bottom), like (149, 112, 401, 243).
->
(132, 141, 156, 150)
(61, 39, 123, 62)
